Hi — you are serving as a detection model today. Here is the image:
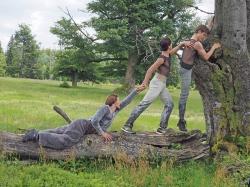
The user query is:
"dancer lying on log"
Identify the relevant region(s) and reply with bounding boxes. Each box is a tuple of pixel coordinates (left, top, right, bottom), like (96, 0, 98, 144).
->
(22, 85, 145, 149)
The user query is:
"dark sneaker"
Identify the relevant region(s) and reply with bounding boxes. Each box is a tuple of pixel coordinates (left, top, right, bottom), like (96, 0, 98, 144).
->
(22, 129, 39, 142)
(156, 127, 167, 134)
(177, 120, 187, 132)
(121, 126, 135, 134)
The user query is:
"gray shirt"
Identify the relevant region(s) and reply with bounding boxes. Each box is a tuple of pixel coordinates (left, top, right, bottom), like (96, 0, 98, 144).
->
(89, 89, 137, 134)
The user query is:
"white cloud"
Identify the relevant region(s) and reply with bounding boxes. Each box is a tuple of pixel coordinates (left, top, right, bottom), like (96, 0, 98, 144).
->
(195, 0, 215, 21)
(0, 0, 215, 51)
(0, 0, 93, 51)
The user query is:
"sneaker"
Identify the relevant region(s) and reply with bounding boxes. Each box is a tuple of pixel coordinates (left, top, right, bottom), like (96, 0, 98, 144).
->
(22, 129, 39, 142)
(121, 126, 135, 134)
(156, 127, 167, 134)
(177, 119, 187, 132)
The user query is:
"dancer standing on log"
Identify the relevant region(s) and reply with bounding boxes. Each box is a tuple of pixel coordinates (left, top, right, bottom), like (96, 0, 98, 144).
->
(177, 25, 221, 132)
(121, 37, 191, 134)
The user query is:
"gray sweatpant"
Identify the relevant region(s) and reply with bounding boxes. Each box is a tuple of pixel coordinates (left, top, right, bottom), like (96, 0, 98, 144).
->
(38, 119, 96, 149)
(125, 73, 174, 129)
(179, 67, 192, 120)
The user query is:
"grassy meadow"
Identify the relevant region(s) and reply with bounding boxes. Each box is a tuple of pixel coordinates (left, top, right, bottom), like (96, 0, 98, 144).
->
(0, 77, 205, 133)
(0, 77, 240, 187)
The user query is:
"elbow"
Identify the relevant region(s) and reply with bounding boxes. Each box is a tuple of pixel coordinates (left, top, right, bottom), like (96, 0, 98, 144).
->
(203, 55, 209, 61)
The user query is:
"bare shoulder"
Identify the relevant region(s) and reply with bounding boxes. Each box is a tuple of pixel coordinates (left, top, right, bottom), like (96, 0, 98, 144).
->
(193, 41, 203, 50)
(155, 57, 165, 64)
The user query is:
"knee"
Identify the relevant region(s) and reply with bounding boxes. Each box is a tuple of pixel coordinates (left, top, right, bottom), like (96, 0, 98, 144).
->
(165, 101, 174, 109)
(138, 101, 151, 109)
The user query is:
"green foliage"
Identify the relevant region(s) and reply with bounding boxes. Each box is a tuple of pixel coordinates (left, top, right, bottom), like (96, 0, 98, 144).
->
(59, 81, 71, 88)
(0, 42, 6, 76)
(87, 0, 199, 84)
(37, 49, 56, 80)
(0, 158, 239, 187)
(51, 18, 104, 86)
(5, 24, 40, 79)
(53, 49, 103, 86)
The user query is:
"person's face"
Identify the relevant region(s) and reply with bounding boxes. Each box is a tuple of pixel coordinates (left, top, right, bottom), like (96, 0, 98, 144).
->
(113, 97, 121, 109)
(198, 31, 208, 41)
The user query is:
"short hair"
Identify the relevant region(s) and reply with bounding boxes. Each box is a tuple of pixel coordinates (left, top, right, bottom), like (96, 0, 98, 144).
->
(160, 37, 172, 51)
(105, 94, 118, 106)
(195, 25, 210, 34)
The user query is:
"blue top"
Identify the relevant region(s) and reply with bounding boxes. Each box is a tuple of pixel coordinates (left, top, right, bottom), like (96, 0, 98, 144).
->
(89, 89, 137, 134)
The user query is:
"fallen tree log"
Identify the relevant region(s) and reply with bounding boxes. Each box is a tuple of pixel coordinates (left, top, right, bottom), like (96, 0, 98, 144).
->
(0, 129, 210, 162)
(0, 106, 210, 162)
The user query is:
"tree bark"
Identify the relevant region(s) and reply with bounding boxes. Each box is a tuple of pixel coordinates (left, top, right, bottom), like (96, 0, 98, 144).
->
(0, 130, 209, 162)
(247, 0, 250, 53)
(71, 71, 78, 87)
(124, 49, 137, 90)
(193, 0, 250, 145)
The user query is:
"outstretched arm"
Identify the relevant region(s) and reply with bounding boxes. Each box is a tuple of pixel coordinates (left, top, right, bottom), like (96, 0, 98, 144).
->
(194, 42, 221, 61)
(119, 89, 138, 110)
(170, 41, 194, 55)
(119, 85, 145, 111)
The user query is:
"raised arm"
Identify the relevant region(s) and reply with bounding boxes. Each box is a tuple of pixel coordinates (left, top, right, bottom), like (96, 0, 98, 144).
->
(142, 58, 164, 86)
(170, 41, 194, 55)
(119, 89, 138, 110)
(194, 42, 221, 61)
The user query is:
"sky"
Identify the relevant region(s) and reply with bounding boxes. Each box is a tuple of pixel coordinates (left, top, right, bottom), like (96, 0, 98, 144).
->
(0, 0, 215, 51)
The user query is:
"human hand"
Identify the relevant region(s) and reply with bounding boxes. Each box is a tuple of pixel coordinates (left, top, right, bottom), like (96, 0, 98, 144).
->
(135, 84, 146, 93)
(212, 43, 221, 49)
(101, 132, 112, 142)
(181, 41, 195, 48)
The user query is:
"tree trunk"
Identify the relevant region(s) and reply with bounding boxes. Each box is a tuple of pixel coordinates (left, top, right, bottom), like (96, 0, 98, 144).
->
(193, 0, 250, 145)
(247, 0, 250, 53)
(0, 130, 209, 162)
(72, 71, 78, 87)
(124, 49, 137, 91)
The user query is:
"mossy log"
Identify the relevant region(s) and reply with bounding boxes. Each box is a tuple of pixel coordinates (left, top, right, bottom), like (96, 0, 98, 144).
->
(0, 130, 209, 162)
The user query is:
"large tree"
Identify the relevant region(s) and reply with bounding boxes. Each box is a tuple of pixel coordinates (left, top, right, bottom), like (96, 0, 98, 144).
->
(87, 0, 197, 89)
(5, 35, 20, 77)
(51, 18, 103, 86)
(0, 42, 6, 76)
(6, 24, 40, 79)
(193, 0, 250, 146)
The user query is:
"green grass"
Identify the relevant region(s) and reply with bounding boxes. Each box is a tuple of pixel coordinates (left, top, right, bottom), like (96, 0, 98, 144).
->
(0, 77, 205, 133)
(0, 77, 240, 187)
(0, 158, 239, 187)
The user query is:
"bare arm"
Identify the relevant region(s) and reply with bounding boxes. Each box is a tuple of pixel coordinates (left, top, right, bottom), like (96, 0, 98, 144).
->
(194, 42, 221, 61)
(170, 41, 195, 56)
(142, 58, 164, 86)
(169, 43, 182, 55)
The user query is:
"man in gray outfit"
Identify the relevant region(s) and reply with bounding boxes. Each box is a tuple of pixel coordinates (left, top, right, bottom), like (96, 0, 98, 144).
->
(177, 25, 221, 131)
(22, 86, 144, 149)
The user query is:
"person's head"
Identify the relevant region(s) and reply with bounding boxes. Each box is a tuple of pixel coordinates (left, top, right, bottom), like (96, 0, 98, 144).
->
(194, 25, 210, 41)
(105, 94, 121, 109)
(160, 37, 172, 52)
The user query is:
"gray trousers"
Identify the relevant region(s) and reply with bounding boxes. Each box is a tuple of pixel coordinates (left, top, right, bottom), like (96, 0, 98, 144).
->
(125, 73, 174, 129)
(179, 67, 192, 120)
(38, 119, 96, 149)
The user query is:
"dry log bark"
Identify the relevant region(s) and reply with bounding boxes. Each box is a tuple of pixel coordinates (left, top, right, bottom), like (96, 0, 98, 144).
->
(0, 129, 209, 162)
(0, 106, 210, 162)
